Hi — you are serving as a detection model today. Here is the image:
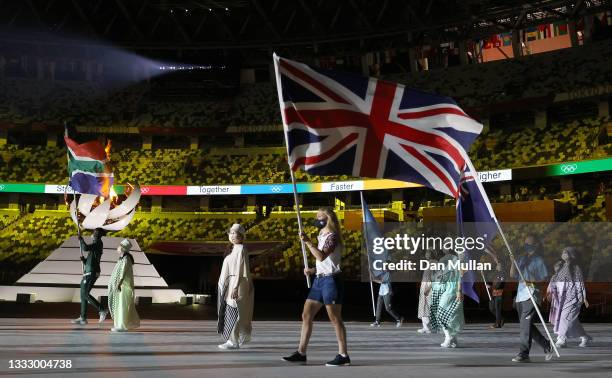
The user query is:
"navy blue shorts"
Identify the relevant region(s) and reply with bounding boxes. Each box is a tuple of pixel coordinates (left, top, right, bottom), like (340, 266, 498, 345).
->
(307, 274, 344, 305)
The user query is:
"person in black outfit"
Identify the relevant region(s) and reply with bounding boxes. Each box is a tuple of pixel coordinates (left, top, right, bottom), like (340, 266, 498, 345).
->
(488, 262, 506, 328)
(71, 228, 108, 325)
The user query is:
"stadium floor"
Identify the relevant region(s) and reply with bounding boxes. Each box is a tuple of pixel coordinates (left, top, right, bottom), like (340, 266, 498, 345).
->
(0, 319, 611, 377)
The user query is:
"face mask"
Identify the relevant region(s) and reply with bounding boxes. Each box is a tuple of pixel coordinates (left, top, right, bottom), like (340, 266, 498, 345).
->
(313, 218, 327, 229)
(524, 244, 536, 253)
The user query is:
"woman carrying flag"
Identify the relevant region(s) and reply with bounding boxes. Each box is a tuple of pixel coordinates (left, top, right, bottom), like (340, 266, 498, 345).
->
(282, 208, 350, 366)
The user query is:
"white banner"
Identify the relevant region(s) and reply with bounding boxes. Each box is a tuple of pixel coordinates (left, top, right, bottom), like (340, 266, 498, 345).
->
(321, 181, 365, 192)
(186, 185, 241, 195)
(477, 169, 512, 183)
(45, 184, 78, 194)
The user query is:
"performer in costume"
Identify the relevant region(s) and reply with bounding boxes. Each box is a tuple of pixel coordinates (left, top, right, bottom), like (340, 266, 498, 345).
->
(217, 224, 254, 350)
(107, 239, 140, 332)
(428, 248, 465, 348)
(282, 207, 350, 367)
(547, 247, 592, 348)
(72, 228, 108, 325)
(417, 249, 436, 333)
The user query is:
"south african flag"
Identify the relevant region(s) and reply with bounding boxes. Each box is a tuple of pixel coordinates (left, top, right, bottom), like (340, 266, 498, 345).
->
(64, 135, 114, 198)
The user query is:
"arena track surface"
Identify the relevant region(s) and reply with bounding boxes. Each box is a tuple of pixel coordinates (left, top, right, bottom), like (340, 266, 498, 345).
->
(0, 319, 611, 377)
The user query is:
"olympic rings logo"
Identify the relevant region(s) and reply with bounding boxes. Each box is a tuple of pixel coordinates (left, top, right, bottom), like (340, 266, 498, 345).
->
(561, 164, 578, 174)
(141, 187, 150, 194)
(0, 185, 5, 191)
(270, 186, 282, 193)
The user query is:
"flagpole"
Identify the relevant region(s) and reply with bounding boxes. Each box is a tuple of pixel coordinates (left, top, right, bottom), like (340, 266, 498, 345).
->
(481, 246, 500, 301)
(481, 270, 492, 301)
(73, 191, 85, 274)
(65, 122, 85, 274)
(272, 53, 311, 288)
(495, 221, 560, 358)
(465, 159, 560, 358)
(359, 191, 377, 319)
(289, 170, 311, 288)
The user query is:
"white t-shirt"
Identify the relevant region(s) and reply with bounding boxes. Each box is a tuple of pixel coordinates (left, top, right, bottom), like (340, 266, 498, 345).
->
(315, 232, 342, 275)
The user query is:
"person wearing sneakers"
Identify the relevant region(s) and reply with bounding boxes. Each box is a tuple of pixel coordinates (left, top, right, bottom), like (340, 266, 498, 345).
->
(282, 207, 350, 367)
(71, 228, 108, 325)
(547, 247, 592, 348)
(510, 234, 554, 363)
(417, 249, 436, 334)
(370, 271, 404, 328)
(217, 224, 254, 350)
(428, 247, 464, 348)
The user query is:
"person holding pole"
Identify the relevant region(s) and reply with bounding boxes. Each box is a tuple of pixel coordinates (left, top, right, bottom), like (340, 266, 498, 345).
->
(370, 271, 403, 328)
(71, 227, 108, 325)
(282, 207, 350, 367)
(510, 234, 554, 362)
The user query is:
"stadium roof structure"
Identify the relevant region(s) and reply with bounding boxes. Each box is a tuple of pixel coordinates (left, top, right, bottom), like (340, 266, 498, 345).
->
(0, 0, 609, 52)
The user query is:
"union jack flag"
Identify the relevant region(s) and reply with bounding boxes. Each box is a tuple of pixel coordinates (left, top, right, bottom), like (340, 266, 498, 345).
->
(273, 54, 483, 198)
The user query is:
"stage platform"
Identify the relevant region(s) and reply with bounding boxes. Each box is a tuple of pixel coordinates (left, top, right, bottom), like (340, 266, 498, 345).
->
(0, 319, 611, 378)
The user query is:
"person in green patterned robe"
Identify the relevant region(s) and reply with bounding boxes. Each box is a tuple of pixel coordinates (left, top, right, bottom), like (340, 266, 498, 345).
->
(107, 239, 140, 332)
(428, 248, 465, 348)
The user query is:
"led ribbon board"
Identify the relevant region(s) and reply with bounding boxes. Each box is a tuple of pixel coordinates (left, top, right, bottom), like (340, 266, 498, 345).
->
(0, 159, 609, 196)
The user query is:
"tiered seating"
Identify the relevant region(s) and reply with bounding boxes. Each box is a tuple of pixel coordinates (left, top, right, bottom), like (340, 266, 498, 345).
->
(1, 113, 608, 184)
(0, 78, 146, 126)
(229, 84, 279, 127)
(470, 116, 608, 171)
(0, 212, 248, 276)
(2, 40, 611, 130)
(0, 191, 608, 284)
(0, 145, 65, 183)
(114, 215, 247, 248)
(184, 152, 288, 185)
(0, 212, 19, 229)
(245, 216, 363, 279)
(569, 194, 608, 222)
(132, 100, 225, 128)
(114, 148, 193, 185)
(385, 39, 612, 108)
(0, 212, 74, 265)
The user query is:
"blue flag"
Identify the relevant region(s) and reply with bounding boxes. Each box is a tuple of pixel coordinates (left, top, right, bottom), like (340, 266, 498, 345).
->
(362, 196, 389, 281)
(456, 161, 499, 303)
